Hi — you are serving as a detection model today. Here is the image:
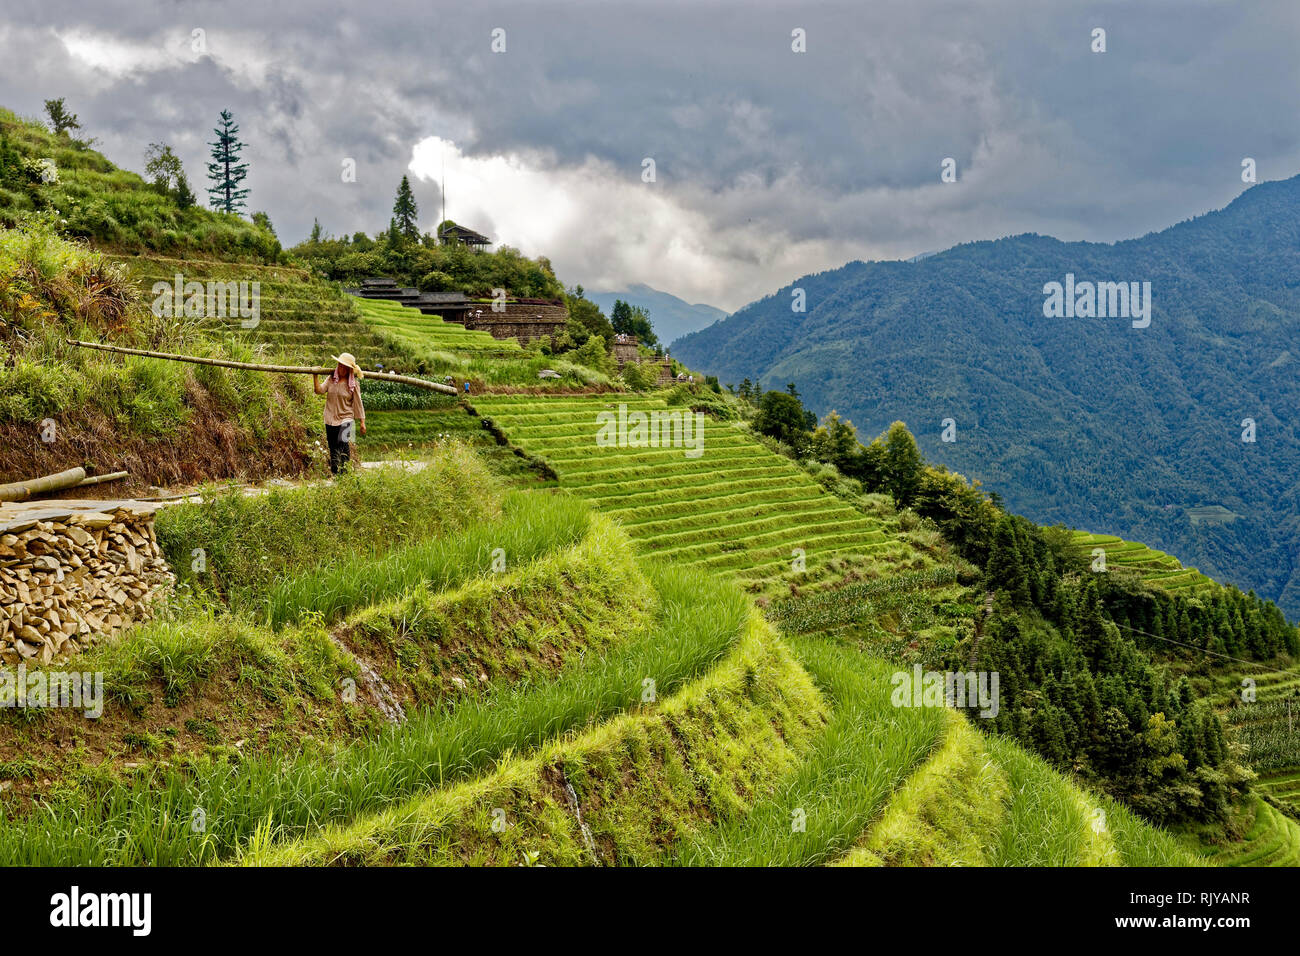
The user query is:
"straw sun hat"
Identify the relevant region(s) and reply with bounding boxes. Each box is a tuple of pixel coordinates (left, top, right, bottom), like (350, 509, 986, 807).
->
(331, 352, 364, 379)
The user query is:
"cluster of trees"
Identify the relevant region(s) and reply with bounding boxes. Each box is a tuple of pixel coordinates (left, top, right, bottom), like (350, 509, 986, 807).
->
(143, 143, 197, 209)
(969, 512, 1292, 822)
(977, 591, 1246, 823)
(291, 178, 565, 301)
(743, 384, 936, 509)
(609, 299, 658, 347)
(736, 382, 1292, 823)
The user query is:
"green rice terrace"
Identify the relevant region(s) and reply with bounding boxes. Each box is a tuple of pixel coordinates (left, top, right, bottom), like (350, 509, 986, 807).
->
(1065, 530, 1218, 595)
(0, 404, 1213, 867)
(352, 297, 523, 358)
(1211, 662, 1300, 825)
(469, 394, 940, 596)
(4, 232, 1293, 868)
(1, 105, 1295, 871)
(112, 255, 413, 371)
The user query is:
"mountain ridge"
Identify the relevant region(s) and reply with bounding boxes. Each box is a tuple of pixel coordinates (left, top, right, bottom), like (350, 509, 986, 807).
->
(674, 175, 1300, 615)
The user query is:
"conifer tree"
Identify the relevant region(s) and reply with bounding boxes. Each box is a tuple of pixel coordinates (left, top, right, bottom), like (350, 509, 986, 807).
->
(206, 109, 250, 214)
(393, 175, 420, 241)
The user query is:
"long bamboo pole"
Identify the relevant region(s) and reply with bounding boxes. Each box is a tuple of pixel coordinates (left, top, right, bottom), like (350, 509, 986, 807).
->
(65, 339, 459, 394)
(77, 470, 129, 487)
(0, 467, 87, 502)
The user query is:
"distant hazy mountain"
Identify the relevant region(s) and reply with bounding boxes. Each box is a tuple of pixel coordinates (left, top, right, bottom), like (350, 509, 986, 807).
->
(673, 177, 1300, 616)
(588, 284, 727, 346)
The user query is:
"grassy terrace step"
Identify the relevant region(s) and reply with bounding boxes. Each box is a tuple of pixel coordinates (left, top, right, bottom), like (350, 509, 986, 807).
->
(655, 523, 884, 564)
(604, 486, 832, 522)
(1196, 797, 1300, 867)
(617, 490, 849, 531)
(671, 636, 945, 865)
(523, 430, 758, 453)
(242, 612, 824, 865)
(831, 710, 1008, 866)
(235, 330, 398, 348)
(983, 736, 1204, 866)
(471, 394, 924, 593)
(577, 466, 798, 500)
(731, 544, 901, 583)
(0, 520, 758, 864)
(635, 504, 868, 547)
(696, 539, 894, 579)
(206, 315, 362, 331)
(541, 456, 783, 485)
(548, 450, 774, 477)
(1066, 530, 1218, 594)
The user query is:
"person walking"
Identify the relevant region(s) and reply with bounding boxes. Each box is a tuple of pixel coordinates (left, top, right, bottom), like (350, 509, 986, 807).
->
(313, 352, 366, 475)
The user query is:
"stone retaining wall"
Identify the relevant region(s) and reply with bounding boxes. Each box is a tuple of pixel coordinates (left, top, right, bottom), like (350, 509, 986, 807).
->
(0, 507, 174, 666)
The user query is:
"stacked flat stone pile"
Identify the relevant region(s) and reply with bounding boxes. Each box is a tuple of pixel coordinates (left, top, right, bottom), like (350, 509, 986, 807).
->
(0, 506, 174, 666)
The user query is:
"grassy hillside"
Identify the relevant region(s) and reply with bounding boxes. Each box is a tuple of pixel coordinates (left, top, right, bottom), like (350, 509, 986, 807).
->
(0, 108, 279, 260)
(0, 220, 315, 488)
(1, 101, 1282, 870)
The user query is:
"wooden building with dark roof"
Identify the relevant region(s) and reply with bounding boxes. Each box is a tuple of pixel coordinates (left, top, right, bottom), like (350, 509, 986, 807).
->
(437, 223, 492, 249)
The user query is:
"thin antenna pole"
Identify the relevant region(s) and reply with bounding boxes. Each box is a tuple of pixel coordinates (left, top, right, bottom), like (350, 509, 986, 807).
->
(441, 144, 446, 240)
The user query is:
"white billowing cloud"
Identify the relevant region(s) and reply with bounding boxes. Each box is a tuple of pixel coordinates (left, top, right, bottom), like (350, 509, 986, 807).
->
(57, 27, 277, 90)
(409, 136, 879, 311)
(57, 30, 202, 80)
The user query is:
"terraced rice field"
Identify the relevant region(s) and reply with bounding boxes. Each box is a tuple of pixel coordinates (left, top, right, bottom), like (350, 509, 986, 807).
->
(470, 394, 930, 593)
(1256, 769, 1300, 816)
(1198, 796, 1300, 867)
(115, 255, 414, 370)
(362, 405, 549, 483)
(352, 297, 525, 358)
(1204, 661, 1300, 818)
(1066, 531, 1218, 594)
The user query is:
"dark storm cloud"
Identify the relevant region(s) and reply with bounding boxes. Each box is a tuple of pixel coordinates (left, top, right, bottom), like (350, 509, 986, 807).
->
(1, 0, 1298, 308)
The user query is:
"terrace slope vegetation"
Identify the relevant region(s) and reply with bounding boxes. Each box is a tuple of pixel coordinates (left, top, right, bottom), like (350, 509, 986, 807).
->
(1, 102, 1292, 869)
(672, 176, 1300, 617)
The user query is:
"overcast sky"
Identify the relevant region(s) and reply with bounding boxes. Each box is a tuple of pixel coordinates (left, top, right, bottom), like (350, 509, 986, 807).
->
(2, 0, 1298, 310)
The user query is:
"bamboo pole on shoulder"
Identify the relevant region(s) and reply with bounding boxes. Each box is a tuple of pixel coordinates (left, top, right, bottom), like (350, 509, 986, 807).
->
(65, 339, 459, 394)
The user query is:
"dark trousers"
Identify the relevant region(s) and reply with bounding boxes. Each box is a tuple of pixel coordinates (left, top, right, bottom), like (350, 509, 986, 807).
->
(325, 423, 352, 475)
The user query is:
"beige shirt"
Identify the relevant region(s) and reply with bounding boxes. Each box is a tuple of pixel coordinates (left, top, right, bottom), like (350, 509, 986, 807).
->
(315, 374, 365, 426)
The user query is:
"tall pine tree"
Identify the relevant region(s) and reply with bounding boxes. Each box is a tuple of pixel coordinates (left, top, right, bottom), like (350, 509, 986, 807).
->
(392, 175, 420, 241)
(206, 109, 250, 215)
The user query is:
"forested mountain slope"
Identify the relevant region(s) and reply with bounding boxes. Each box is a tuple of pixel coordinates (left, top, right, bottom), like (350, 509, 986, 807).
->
(673, 177, 1300, 615)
